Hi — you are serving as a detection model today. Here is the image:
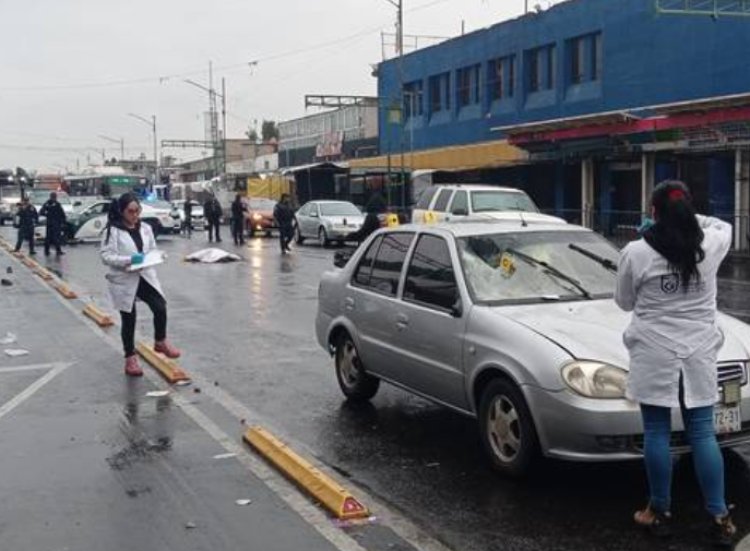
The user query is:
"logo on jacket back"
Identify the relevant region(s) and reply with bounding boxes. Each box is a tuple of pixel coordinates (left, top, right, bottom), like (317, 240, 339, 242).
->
(660, 274, 680, 294)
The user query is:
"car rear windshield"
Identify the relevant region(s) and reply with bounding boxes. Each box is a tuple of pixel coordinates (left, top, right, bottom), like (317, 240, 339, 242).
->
(249, 199, 276, 210)
(320, 203, 361, 216)
(458, 230, 619, 304)
(471, 191, 538, 213)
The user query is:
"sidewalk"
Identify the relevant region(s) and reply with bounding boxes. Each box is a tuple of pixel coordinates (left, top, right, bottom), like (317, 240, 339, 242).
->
(0, 249, 346, 551)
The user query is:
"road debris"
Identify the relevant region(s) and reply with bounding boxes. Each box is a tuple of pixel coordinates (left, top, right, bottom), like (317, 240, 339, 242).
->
(213, 452, 237, 460)
(0, 332, 17, 345)
(145, 390, 170, 398)
(235, 499, 252, 506)
(4, 348, 29, 357)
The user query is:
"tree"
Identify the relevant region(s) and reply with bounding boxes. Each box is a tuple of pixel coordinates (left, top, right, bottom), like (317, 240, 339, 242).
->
(261, 120, 279, 142)
(246, 128, 259, 142)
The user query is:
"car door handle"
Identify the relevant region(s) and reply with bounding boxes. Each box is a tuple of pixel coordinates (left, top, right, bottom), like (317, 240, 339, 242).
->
(344, 297, 355, 311)
(395, 313, 409, 330)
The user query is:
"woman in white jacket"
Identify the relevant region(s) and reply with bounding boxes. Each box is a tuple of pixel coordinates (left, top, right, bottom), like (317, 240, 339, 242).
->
(615, 181, 735, 545)
(100, 193, 181, 376)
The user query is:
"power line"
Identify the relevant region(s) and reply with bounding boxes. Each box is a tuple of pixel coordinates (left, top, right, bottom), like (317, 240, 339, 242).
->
(0, 0, 455, 93)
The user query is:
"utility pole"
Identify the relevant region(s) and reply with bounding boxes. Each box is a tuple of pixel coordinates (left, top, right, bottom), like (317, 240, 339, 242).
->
(222, 77, 227, 180)
(128, 113, 159, 190)
(98, 135, 125, 161)
(382, 0, 405, 210)
(184, 63, 224, 182)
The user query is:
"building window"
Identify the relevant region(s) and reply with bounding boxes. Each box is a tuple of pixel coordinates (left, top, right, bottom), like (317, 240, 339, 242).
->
(568, 32, 602, 85)
(403, 80, 424, 119)
(429, 72, 451, 114)
(571, 37, 585, 84)
(489, 55, 515, 101)
(593, 33, 603, 81)
(457, 64, 481, 108)
(527, 44, 556, 93)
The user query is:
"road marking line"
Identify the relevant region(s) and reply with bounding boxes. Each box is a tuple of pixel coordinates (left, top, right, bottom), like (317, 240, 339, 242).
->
(0, 363, 61, 373)
(0, 362, 71, 422)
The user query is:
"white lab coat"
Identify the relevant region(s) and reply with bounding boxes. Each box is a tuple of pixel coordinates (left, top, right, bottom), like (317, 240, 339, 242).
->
(615, 215, 733, 408)
(100, 223, 164, 313)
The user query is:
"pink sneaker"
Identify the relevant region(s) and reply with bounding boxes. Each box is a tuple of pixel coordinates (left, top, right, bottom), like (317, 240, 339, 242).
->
(154, 340, 181, 359)
(124, 355, 143, 377)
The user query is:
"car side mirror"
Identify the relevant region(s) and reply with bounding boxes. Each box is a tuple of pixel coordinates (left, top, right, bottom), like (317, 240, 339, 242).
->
(333, 249, 352, 268)
(450, 298, 463, 318)
(451, 207, 468, 216)
(73, 201, 82, 207)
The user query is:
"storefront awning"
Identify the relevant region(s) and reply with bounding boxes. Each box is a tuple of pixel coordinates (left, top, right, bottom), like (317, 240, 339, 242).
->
(280, 162, 347, 175)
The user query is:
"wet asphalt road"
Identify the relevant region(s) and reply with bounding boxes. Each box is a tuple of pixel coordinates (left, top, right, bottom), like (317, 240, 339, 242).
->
(6, 226, 750, 551)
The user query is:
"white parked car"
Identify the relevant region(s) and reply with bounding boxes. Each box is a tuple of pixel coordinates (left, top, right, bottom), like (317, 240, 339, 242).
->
(27, 190, 76, 225)
(412, 184, 566, 225)
(171, 200, 206, 231)
(295, 200, 365, 247)
(66, 199, 179, 241)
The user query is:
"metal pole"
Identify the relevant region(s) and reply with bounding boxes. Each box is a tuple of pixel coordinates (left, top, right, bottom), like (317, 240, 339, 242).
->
(222, 77, 227, 178)
(398, 0, 406, 211)
(120, 138, 125, 160)
(152, 115, 159, 189)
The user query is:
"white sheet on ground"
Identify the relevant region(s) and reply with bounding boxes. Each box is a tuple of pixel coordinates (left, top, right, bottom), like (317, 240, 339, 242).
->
(185, 248, 241, 263)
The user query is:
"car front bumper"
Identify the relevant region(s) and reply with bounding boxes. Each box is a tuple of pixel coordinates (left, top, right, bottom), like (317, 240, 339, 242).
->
(326, 225, 362, 240)
(525, 385, 750, 461)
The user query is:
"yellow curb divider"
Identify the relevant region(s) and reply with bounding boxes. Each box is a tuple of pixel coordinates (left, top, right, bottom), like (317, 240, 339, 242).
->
(82, 303, 115, 327)
(33, 268, 54, 281)
(243, 426, 370, 520)
(135, 342, 191, 384)
(51, 281, 78, 299)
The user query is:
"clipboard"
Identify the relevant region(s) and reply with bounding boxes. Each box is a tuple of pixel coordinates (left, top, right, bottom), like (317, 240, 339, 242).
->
(126, 250, 165, 272)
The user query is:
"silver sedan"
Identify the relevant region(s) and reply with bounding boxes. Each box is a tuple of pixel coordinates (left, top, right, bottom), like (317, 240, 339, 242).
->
(295, 200, 364, 247)
(315, 220, 750, 476)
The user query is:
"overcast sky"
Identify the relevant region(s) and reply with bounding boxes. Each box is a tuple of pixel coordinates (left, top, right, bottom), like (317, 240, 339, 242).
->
(1, 0, 550, 172)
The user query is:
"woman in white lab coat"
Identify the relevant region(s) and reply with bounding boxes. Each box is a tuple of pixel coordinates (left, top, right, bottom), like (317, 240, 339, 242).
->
(615, 181, 735, 545)
(100, 193, 181, 376)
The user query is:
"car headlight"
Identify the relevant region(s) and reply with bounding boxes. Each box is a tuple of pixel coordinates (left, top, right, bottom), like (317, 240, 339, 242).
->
(252, 213, 262, 221)
(561, 361, 627, 399)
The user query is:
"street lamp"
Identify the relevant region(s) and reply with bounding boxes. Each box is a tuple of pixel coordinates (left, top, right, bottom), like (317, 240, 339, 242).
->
(98, 134, 125, 161)
(127, 113, 158, 189)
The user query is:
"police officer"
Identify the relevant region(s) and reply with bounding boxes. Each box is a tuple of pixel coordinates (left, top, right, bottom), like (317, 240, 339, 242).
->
(40, 192, 67, 256)
(203, 193, 223, 243)
(14, 196, 38, 255)
(273, 194, 295, 254)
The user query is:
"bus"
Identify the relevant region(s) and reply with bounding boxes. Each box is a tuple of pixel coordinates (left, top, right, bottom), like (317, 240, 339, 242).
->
(63, 173, 148, 198)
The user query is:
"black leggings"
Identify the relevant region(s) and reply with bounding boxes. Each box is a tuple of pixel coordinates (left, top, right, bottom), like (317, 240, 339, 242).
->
(120, 278, 167, 357)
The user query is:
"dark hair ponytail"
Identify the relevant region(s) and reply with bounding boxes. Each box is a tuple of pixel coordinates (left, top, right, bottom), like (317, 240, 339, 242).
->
(643, 180, 705, 289)
(105, 193, 140, 243)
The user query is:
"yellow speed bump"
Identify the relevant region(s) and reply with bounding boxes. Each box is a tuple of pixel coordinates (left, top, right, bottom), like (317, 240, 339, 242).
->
(135, 342, 191, 384)
(244, 426, 370, 520)
(82, 303, 115, 327)
(51, 281, 78, 299)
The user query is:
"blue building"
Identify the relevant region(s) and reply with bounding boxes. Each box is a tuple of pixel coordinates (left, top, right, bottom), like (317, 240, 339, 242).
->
(371, 0, 750, 248)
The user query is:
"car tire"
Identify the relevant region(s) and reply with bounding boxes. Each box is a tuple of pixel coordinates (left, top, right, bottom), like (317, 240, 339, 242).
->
(295, 226, 305, 244)
(335, 333, 380, 402)
(144, 219, 160, 236)
(318, 227, 330, 248)
(478, 378, 539, 477)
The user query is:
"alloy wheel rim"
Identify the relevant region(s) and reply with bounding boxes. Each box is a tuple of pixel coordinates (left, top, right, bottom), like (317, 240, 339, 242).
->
(487, 395, 521, 463)
(339, 341, 360, 388)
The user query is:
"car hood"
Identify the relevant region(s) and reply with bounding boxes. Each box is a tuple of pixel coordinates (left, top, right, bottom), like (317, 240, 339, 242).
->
(495, 300, 749, 368)
(321, 215, 365, 225)
(471, 212, 567, 224)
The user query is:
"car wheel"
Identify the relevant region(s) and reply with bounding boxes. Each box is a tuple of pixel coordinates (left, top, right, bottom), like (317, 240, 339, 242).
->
(335, 333, 380, 402)
(295, 226, 305, 244)
(144, 219, 160, 235)
(478, 378, 539, 477)
(318, 227, 330, 248)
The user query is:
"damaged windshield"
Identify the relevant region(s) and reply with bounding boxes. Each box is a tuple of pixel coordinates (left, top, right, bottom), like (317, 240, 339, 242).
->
(458, 230, 619, 304)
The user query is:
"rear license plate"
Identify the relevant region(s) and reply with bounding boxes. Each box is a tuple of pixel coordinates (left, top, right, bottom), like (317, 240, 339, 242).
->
(714, 405, 741, 434)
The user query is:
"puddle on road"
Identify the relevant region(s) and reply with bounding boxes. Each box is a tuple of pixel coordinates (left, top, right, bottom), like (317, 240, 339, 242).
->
(106, 437, 173, 471)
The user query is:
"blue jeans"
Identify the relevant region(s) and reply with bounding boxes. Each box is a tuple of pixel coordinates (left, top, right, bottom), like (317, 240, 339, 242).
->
(641, 403, 728, 516)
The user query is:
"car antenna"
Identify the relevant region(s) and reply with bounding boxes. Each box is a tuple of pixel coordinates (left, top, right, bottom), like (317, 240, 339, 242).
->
(519, 211, 528, 227)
